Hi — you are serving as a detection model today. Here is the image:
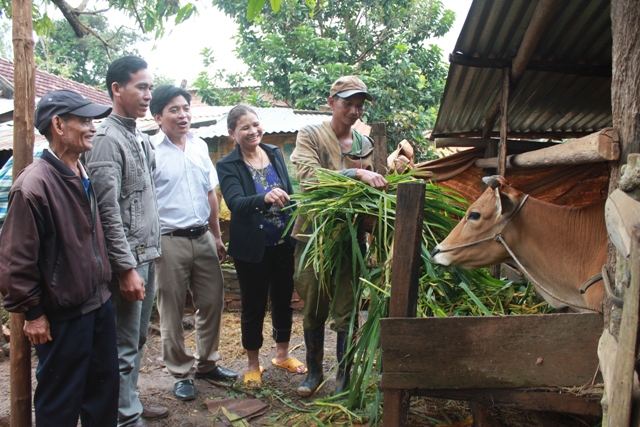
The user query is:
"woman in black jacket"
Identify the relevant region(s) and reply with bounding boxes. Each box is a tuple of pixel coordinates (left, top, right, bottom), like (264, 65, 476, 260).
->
(216, 105, 306, 388)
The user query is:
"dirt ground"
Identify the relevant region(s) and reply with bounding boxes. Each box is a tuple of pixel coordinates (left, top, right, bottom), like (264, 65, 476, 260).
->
(0, 309, 603, 427)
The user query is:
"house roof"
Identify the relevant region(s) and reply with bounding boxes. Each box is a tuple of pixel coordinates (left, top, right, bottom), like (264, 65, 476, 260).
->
(194, 107, 333, 139)
(432, 0, 612, 140)
(136, 105, 229, 134)
(0, 57, 112, 106)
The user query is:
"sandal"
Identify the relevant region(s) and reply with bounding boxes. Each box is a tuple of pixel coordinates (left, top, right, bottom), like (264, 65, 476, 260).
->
(243, 366, 264, 389)
(271, 357, 307, 374)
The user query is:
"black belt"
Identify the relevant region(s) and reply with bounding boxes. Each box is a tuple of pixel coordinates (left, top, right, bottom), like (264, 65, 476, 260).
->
(163, 224, 209, 239)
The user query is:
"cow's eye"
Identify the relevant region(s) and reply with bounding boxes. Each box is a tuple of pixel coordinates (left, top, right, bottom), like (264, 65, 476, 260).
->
(468, 211, 481, 221)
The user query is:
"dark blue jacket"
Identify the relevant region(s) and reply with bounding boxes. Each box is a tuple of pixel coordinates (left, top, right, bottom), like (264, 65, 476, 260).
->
(216, 143, 295, 263)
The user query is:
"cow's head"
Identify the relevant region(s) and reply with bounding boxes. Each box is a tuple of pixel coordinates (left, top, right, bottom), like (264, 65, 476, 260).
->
(431, 176, 525, 269)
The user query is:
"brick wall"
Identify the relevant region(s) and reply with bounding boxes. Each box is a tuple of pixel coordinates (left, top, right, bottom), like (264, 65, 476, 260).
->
(222, 268, 304, 312)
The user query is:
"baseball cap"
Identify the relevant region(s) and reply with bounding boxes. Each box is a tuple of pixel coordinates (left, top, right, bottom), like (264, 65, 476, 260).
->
(329, 76, 373, 101)
(35, 90, 112, 135)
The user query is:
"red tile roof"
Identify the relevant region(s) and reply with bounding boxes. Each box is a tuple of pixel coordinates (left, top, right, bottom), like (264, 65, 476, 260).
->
(0, 57, 112, 105)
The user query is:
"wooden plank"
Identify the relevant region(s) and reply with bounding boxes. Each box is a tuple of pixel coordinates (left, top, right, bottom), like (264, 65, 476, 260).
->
(380, 313, 603, 389)
(434, 137, 558, 152)
(475, 128, 620, 169)
(414, 389, 602, 417)
(431, 130, 595, 140)
(386, 183, 425, 318)
(372, 122, 388, 175)
(607, 229, 640, 426)
(448, 52, 612, 77)
(381, 183, 425, 427)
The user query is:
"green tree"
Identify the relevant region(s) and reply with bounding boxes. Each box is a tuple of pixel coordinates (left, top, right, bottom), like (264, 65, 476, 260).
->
(35, 15, 144, 88)
(0, 0, 196, 45)
(209, 0, 453, 158)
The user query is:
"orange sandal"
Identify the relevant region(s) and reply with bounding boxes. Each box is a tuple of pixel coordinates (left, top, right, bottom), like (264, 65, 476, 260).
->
(271, 357, 307, 374)
(243, 366, 264, 389)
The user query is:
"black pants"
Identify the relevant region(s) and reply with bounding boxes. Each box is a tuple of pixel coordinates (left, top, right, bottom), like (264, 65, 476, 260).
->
(234, 242, 295, 351)
(34, 300, 119, 427)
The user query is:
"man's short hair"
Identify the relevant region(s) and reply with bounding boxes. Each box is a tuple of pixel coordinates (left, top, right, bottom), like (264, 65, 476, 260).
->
(106, 56, 148, 99)
(150, 85, 191, 116)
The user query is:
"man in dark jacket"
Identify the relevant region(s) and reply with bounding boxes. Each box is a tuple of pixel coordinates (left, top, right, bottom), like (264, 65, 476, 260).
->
(0, 89, 117, 426)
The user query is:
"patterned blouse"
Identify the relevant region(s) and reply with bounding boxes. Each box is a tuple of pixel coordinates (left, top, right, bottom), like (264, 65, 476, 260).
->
(246, 163, 288, 246)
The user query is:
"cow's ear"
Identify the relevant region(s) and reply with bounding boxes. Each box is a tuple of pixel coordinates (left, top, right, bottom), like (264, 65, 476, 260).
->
(483, 175, 503, 190)
(498, 189, 519, 218)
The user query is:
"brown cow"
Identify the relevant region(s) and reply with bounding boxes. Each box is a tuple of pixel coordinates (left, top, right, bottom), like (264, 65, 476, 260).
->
(431, 176, 607, 312)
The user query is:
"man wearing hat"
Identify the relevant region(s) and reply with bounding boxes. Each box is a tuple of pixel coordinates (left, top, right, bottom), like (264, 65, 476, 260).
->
(0, 90, 118, 426)
(290, 76, 388, 398)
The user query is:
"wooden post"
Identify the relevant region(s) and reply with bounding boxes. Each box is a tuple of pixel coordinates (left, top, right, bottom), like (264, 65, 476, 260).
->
(497, 67, 509, 177)
(381, 183, 425, 427)
(481, 0, 558, 137)
(607, 229, 640, 426)
(372, 122, 387, 175)
(11, 0, 35, 425)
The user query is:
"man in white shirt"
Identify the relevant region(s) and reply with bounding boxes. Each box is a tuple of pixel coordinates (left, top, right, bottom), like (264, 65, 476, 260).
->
(150, 85, 237, 401)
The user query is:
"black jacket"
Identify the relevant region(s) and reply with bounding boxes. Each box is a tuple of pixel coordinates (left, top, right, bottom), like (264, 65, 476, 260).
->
(0, 150, 112, 322)
(216, 143, 295, 263)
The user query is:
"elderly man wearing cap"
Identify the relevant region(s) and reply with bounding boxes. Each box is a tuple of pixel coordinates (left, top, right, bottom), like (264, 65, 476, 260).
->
(291, 75, 388, 398)
(0, 90, 118, 426)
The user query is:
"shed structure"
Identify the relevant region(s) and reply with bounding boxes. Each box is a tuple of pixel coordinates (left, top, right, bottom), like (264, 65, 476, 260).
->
(380, 0, 638, 426)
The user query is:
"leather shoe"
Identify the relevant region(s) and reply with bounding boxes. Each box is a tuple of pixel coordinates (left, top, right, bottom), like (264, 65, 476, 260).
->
(141, 405, 168, 420)
(174, 379, 196, 401)
(132, 420, 148, 427)
(195, 365, 238, 383)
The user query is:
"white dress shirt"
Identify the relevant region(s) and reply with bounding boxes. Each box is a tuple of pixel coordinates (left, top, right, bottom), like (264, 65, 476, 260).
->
(152, 130, 219, 234)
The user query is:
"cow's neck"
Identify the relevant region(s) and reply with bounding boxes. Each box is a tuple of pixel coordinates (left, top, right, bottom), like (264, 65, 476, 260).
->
(502, 197, 607, 309)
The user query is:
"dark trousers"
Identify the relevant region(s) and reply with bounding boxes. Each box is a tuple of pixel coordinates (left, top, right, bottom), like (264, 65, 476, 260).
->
(234, 242, 295, 351)
(34, 300, 119, 427)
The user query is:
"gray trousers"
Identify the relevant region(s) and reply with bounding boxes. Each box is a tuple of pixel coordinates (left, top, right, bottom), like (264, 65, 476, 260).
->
(156, 232, 224, 380)
(110, 262, 156, 427)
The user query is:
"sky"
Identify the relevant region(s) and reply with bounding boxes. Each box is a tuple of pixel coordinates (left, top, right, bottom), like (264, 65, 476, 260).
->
(117, 0, 474, 87)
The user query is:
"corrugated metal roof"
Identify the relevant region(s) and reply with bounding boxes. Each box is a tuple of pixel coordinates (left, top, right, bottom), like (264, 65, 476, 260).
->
(136, 105, 229, 133)
(195, 107, 332, 139)
(0, 121, 46, 151)
(433, 0, 612, 139)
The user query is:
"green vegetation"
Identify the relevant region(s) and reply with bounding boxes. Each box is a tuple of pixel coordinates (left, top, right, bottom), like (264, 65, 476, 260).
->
(34, 15, 143, 88)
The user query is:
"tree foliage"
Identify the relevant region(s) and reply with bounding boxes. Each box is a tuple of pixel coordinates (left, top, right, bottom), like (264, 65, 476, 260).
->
(209, 0, 454, 158)
(0, 0, 196, 51)
(35, 15, 143, 88)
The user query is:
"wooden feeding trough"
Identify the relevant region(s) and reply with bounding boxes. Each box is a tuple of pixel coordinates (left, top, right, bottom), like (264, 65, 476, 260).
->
(379, 183, 604, 426)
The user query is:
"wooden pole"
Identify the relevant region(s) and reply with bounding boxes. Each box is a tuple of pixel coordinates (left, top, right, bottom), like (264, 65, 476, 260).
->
(381, 183, 425, 427)
(372, 122, 388, 175)
(607, 229, 640, 426)
(11, 0, 35, 425)
(482, 0, 559, 137)
(497, 67, 509, 177)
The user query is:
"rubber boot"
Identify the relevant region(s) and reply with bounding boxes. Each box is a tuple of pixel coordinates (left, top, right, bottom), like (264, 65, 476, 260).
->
(296, 327, 324, 397)
(334, 331, 352, 395)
